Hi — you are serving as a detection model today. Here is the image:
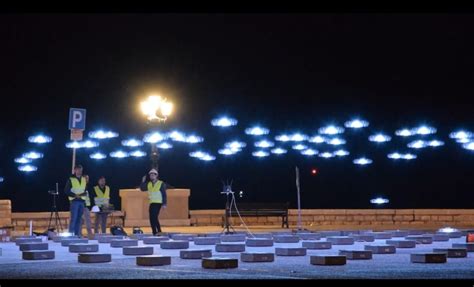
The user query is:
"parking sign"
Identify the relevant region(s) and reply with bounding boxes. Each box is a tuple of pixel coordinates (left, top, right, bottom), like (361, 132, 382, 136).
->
(69, 108, 86, 130)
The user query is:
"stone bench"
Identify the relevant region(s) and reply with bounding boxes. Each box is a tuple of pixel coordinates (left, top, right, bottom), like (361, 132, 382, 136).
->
(433, 248, 467, 258)
(110, 239, 138, 248)
(123, 246, 154, 255)
(385, 240, 416, 248)
(98, 236, 125, 243)
(390, 230, 409, 237)
(405, 236, 433, 244)
(364, 245, 396, 254)
(220, 234, 246, 242)
(452, 243, 474, 252)
(61, 239, 88, 247)
(432, 234, 450, 242)
(193, 237, 221, 245)
(273, 235, 300, 243)
(326, 236, 354, 245)
(297, 233, 321, 240)
(142, 236, 169, 245)
(350, 234, 375, 242)
(15, 238, 42, 246)
(171, 234, 196, 241)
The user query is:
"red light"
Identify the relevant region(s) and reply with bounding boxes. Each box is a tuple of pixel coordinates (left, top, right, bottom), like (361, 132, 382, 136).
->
(311, 168, 318, 175)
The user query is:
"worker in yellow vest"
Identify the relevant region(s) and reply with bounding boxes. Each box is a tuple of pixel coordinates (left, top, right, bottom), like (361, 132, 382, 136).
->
(64, 164, 88, 236)
(140, 169, 167, 235)
(93, 176, 110, 234)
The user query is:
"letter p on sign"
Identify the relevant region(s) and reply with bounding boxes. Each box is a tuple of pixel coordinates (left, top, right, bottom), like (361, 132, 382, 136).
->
(69, 108, 86, 130)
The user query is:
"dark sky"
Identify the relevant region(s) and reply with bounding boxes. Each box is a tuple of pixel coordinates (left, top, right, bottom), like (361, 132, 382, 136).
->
(1, 14, 474, 212)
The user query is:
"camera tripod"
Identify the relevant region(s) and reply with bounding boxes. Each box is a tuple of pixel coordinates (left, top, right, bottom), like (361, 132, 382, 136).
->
(47, 183, 63, 232)
(221, 191, 236, 234)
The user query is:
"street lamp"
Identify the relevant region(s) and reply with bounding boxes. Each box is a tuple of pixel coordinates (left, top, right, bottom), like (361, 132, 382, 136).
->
(140, 95, 173, 169)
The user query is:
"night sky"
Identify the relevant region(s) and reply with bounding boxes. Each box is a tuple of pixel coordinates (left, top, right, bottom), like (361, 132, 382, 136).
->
(1, 14, 474, 212)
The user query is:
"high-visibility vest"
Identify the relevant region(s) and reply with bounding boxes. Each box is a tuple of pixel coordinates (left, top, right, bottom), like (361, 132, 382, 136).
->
(147, 180, 163, 204)
(68, 177, 88, 202)
(94, 185, 110, 207)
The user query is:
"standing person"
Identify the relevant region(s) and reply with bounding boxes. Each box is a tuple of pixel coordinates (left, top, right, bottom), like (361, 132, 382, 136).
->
(80, 175, 94, 239)
(64, 165, 88, 237)
(93, 176, 111, 234)
(140, 169, 167, 235)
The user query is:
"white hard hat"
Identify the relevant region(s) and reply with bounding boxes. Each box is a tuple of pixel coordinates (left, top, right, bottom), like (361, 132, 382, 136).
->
(148, 169, 158, 175)
(91, 206, 100, 213)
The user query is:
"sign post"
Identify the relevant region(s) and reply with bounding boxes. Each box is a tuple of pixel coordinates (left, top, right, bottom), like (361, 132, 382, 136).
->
(69, 108, 86, 173)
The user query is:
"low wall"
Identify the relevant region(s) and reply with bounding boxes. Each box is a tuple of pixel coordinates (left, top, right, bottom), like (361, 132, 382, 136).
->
(190, 209, 474, 230)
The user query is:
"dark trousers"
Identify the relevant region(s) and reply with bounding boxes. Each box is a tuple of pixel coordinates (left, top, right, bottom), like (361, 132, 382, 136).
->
(69, 200, 84, 236)
(149, 203, 162, 235)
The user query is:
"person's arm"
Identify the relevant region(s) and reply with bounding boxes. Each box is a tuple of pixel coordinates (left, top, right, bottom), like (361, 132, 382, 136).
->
(140, 181, 148, 192)
(161, 183, 167, 206)
(64, 179, 76, 198)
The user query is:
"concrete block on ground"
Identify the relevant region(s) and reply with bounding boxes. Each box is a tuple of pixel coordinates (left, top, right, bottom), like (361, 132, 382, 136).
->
(350, 234, 375, 242)
(452, 243, 474, 252)
(432, 234, 450, 242)
(69, 243, 99, 253)
(410, 253, 447, 263)
(180, 249, 212, 259)
(339, 250, 373, 260)
(372, 232, 393, 239)
(433, 248, 467, 258)
(245, 238, 274, 247)
(19, 242, 48, 251)
(202, 257, 238, 269)
(136, 255, 171, 266)
(310, 255, 346, 266)
(385, 240, 416, 248)
(326, 236, 355, 245)
(405, 235, 433, 244)
(241, 252, 274, 262)
(437, 231, 463, 238)
(407, 230, 424, 235)
(160, 240, 189, 249)
(130, 233, 155, 240)
(302, 241, 332, 250)
(193, 237, 220, 245)
(273, 235, 300, 243)
(15, 238, 42, 246)
(98, 235, 125, 243)
(364, 245, 396, 254)
(123, 246, 154, 255)
(297, 233, 321, 240)
(22, 250, 55, 260)
(142, 236, 169, 245)
(110, 239, 138, 248)
(78, 253, 112, 263)
(252, 233, 273, 239)
(215, 243, 245, 252)
(220, 234, 246, 242)
(275, 247, 307, 256)
(319, 231, 342, 237)
(391, 230, 409, 237)
(61, 239, 88, 247)
(170, 234, 196, 241)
